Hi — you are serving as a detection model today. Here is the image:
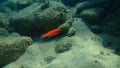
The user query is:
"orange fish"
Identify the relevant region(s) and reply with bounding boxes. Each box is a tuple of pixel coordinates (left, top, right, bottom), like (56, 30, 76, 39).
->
(40, 28, 62, 39)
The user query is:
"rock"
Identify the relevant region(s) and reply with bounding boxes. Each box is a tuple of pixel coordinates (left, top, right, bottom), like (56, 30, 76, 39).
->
(1, 0, 34, 11)
(61, 0, 85, 7)
(10, 2, 66, 36)
(57, 22, 70, 33)
(0, 36, 33, 67)
(0, 19, 8, 26)
(0, 19, 13, 35)
(44, 56, 56, 64)
(90, 25, 103, 34)
(57, 18, 74, 33)
(105, 21, 120, 36)
(0, 13, 10, 27)
(75, 0, 108, 14)
(80, 8, 104, 24)
(66, 27, 76, 37)
(55, 37, 72, 53)
(100, 0, 120, 36)
(106, 0, 120, 13)
(9, 32, 21, 37)
(3, 18, 120, 68)
(100, 34, 120, 55)
(0, 7, 12, 13)
(0, 19, 10, 29)
(102, 8, 120, 36)
(0, 27, 9, 37)
(0, 13, 5, 19)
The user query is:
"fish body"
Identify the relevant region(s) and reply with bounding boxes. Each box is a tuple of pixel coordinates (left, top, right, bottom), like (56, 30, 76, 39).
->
(40, 29, 61, 38)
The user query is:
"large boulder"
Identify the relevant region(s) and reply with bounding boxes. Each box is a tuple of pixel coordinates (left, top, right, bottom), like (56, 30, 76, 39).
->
(102, 8, 120, 36)
(80, 8, 104, 24)
(0, 0, 34, 11)
(55, 37, 72, 53)
(0, 17, 13, 37)
(61, 0, 86, 7)
(0, 18, 10, 29)
(10, 1, 67, 36)
(0, 27, 9, 37)
(0, 7, 12, 13)
(75, 0, 109, 14)
(3, 18, 120, 68)
(74, 0, 116, 25)
(0, 35, 33, 67)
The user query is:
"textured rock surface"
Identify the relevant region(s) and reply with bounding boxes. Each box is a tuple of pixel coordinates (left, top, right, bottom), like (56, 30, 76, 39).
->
(80, 8, 104, 24)
(0, 7, 12, 13)
(10, 1, 67, 36)
(90, 25, 103, 34)
(75, 0, 109, 14)
(61, 0, 85, 7)
(100, 34, 120, 56)
(0, 0, 34, 11)
(58, 18, 74, 33)
(0, 17, 10, 29)
(102, 8, 120, 36)
(3, 18, 120, 68)
(105, 22, 120, 36)
(55, 37, 72, 53)
(66, 27, 76, 37)
(0, 36, 33, 67)
(0, 27, 9, 37)
(0, 12, 12, 33)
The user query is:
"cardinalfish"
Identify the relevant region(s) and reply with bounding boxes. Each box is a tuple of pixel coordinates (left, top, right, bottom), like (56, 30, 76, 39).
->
(40, 28, 62, 39)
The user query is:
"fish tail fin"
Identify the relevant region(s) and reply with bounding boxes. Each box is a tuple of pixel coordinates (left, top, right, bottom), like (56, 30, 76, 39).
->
(40, 34, 47, 39)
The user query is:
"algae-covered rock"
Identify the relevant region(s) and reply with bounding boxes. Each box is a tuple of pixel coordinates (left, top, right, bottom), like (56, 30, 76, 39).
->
(75, 0, 108, 14)
(58, 22, 70, 33)
(9, 32, 21, 37)
(1, 0, 34, 11)
(0, 27, 9, 37)
(61, 0, 85, 7)
(106, 0, 120, 13)
(0, 36, 33, 67)
(58, 18, 74, 33)
(102, 8, 120, 36)
(0, 7, 12, 13)
(66, 27, 76, 37)
(55, 37, 72, 53)
(90, 25, 103, 34)
(0, 13, 10, 29)
(10, 1, 66, 36)
(3, 18, 120, 68)
(44, 56, 56, 64)
(105, 21, 120, 36)
(0, 19, 12, 36)
(80, 8, 104, 24)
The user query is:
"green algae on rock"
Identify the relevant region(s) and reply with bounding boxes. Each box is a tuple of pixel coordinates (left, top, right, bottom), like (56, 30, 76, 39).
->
(55, 37, 72, 53)
(75, 0, 108, 14)
(10, 1, 67, 36)
(0, 27, 9, 37)
(90, 25, 103, 34)
(102, 8, 120, 36)
(0, 36, 33, 67)
(66, 27, 76, 37)
(80, 8, 104, 24)
(57, 18, 74, 33)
